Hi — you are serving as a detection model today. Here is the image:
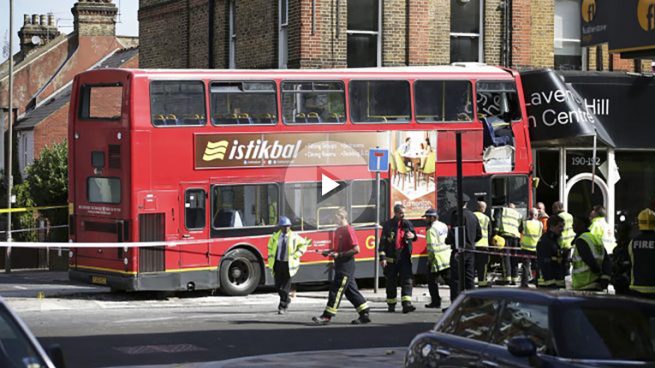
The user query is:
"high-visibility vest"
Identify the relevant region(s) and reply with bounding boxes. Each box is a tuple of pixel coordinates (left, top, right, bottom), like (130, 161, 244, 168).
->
(572, 232, 607, 290)
(427, 221, 450, 273)
(520, 219, 543, 251)
(474, 212, 490, 247)
(498, 207, 520, 238)
(628, 232, 655, 294)
(557, 212, 574, 249)
(589, 216, 616, 254)
(267, 230, 310, 277)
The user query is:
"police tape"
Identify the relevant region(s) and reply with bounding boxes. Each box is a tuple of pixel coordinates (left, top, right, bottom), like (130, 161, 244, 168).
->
(0, 239, 216, 249)
(0, 205, 68, 214)
(460, 247, 538, 260)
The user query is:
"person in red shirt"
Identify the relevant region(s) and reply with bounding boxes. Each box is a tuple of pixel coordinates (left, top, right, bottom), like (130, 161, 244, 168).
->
(312, 208, 371, 325)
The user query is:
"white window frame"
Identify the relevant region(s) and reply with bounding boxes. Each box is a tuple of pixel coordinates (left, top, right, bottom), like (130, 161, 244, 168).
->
(278, 0, 289, 69)
(554, 0, 583, 70)
(449, 0, 485, 63)
(346, 0, 382, 67)
(229, 0, 236, 69)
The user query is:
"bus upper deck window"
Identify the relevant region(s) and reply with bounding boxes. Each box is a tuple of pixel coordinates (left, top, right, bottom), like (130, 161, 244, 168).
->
(78, 84, 123, 121)
(150, 81, 206, 127)
(415, 80, 472, 123)
(476, 81, 521, 122)
(211, 81, 277, 125)
(350, 80, 410, 124)
(281, 81, 345, 124)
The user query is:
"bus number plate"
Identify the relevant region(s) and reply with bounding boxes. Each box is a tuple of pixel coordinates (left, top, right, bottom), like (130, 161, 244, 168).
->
(91, 276, 107, 285)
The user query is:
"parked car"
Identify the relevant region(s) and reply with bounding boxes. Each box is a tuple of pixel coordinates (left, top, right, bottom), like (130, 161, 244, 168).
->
(405, 288, 655, 367)
(0, 297, 65, 368)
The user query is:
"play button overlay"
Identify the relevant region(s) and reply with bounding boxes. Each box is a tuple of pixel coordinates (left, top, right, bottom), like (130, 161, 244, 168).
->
(321, 173, 340, 196)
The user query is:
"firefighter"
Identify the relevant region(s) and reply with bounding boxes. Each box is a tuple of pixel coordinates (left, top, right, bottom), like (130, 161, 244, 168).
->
(628, 208, 655, 299)
(589, 205, 617, 254)
(518, 208, 543, 287)
(536, 215, 566, 288)
(473, 200, 492, 287)
(571, 223, 612, 291)
(379, 204, 417, 313)
(267, 216, 311, 314)
(552, 201, 574, 274)
(423, 208, 450, 308)
(494, 202, 521, 285)
(312, 208, 371, 324)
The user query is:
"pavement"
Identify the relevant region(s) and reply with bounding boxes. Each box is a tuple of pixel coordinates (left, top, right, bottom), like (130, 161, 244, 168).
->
(0, 270, 436, 368)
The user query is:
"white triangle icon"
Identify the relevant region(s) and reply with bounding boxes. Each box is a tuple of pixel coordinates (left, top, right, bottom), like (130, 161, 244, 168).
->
(321, 174, 340, 196)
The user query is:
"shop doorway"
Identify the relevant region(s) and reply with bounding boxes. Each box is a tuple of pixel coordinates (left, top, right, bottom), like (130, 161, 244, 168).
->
(565, 173, 608, 234)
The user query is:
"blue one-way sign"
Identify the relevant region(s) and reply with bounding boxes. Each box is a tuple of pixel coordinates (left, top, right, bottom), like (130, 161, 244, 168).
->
(368, 149, 389, 172)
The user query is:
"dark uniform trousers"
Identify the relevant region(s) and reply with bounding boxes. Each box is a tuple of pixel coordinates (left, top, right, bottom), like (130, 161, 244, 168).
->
(502, 236, 520, 280)
(384, 256, 413, 306)
(427, 270, 449, 303)
(449, 251, 475, 301)
(273, 261, 292, 309)
(324, 259, 368, 316)
(474, 252, 489, 286)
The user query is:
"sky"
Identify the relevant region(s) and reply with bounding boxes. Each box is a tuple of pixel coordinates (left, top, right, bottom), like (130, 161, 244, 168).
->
(1, 0, 139, 63)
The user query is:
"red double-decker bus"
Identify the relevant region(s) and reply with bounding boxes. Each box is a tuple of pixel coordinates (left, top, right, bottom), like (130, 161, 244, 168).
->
(67, 64, 532, 294)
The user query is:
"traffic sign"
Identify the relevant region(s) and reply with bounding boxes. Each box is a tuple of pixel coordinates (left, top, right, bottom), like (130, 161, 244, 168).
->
(368, 149, 389, 172)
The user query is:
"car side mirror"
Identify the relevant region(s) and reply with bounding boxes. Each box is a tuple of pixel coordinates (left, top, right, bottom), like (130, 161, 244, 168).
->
(507, 336, 537, 358)
(47, 343, 66, 368)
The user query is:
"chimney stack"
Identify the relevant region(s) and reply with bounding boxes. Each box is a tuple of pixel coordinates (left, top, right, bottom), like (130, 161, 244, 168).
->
(18, 13, 61, 56)
(71, 0, 118, 37)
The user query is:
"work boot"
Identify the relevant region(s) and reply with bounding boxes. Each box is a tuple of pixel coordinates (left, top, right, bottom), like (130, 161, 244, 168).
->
(387, 304, 396, 313)
(402, 304, 416, 314)
(312, 315, 331, 325)
(425, 301, 441, 309)
(351, 313, 371, 325)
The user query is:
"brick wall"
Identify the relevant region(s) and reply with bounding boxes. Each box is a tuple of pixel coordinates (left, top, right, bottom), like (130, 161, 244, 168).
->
(299, 0, 346, 69)
(139, 0, 189, 68)
(484, 0, 502, 65)
(235, 0, 277, 69)
(383, 0, 406, 66)
(529, 0, 553, 68)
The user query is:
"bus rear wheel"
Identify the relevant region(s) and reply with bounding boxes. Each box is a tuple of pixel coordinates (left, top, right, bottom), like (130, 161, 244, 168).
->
(219, 248, 261, 296)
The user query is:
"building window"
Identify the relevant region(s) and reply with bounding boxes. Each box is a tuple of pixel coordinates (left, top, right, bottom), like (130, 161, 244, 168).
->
(279, 0, 288, 68)
(450, 0, 484, 63)
(347, 0, 381, 67)
(229, 0, 236, 69)
(554, 0, 582, 70)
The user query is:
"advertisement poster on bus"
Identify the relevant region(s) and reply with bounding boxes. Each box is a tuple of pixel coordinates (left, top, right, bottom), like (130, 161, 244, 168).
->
(390, 131, 438, 218)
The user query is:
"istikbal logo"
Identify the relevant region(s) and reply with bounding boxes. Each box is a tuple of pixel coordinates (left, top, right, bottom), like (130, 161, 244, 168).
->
(581, 0, 597, 23)
(638, 0, 655, 32)
(202, 138, 302, 162)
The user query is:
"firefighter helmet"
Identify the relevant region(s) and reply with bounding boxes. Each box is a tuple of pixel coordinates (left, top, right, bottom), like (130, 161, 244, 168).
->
(638, 208, 655, 231)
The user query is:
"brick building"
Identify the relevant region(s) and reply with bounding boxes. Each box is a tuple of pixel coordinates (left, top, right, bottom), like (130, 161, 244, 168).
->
(0, 0, 139, 176)
(137, 0, 649, 72)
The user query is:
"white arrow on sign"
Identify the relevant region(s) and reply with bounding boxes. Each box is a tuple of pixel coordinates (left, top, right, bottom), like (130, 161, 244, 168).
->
(321, 174, 340, 196)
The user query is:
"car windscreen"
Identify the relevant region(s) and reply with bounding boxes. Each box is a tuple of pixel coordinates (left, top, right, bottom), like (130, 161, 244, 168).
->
(556, 304, 655, 361)
(0, 304, 49, 367)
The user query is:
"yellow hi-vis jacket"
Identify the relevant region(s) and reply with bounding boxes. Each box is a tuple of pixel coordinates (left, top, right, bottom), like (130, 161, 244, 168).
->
(557, 211, 574, 249)
(267, 230, 310, 277)
(474, 212, 490, 247)
(427, 221, 450, 273)
(520, 219, 543, 251)
(572, 232, 610, 290)
(589, 216, 616, 254)
(497, 207, 521, 238)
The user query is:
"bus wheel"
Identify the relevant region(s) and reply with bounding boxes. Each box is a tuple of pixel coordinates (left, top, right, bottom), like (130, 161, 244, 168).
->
(219, 248, 261, 296)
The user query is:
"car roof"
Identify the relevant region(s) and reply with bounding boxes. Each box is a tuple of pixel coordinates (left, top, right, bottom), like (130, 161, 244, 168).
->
(462, 288, 655, 309)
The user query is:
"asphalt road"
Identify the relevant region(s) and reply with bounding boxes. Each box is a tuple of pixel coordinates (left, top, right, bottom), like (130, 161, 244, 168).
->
(1, 271, 443, 367)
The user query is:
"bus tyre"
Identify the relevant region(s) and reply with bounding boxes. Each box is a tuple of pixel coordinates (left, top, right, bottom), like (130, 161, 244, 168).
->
(219, 248, 261, 296)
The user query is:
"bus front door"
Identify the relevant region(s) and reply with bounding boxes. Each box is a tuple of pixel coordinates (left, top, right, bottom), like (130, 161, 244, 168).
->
(179, 183, 210, 268)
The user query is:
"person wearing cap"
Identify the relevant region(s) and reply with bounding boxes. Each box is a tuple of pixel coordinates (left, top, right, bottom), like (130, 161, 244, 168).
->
(628, 208, 655, 299)
(312, 208, 371, 325)
(473, 200, 492, 287)
(536, 215, 566, 289)
(445, 193, 481, 303)
(423, 208, 450, 308)
(267, 216, 311, 314)
(379, 203, 417, 313)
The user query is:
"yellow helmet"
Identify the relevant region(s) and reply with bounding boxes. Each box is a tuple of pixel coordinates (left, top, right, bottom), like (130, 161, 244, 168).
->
(638, 208, 655, 231)
(493, 235, 506, 248)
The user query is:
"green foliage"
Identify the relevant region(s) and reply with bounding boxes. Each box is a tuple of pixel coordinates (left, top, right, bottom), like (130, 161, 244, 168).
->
(14, 181, 37, 242)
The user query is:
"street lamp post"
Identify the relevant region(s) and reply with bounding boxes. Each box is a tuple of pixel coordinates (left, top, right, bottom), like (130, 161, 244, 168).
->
(5, 0, 14, 273)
